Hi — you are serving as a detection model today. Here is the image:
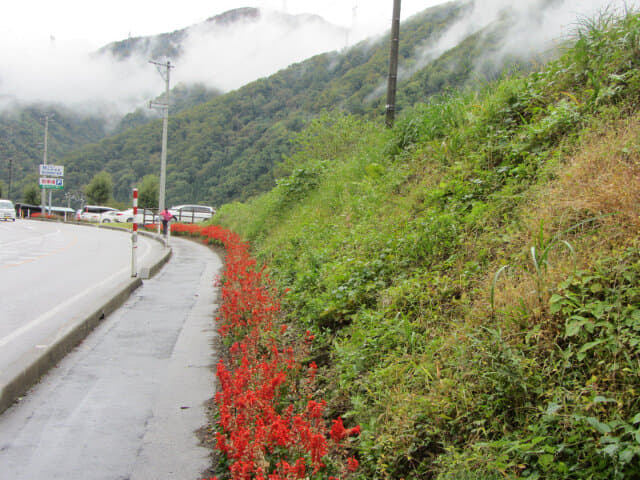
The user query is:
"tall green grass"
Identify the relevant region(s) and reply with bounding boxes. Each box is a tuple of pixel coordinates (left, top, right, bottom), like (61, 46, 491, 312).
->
(215, 8, 640, 479)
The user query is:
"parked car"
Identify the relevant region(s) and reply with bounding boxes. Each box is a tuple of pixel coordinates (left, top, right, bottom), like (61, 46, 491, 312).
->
(100, 210, 121, 223)
(0, 199, 16, 221)
(168, 205, 215, 223)
(115, 208, 158, 225)
(79, 205, 117, 222)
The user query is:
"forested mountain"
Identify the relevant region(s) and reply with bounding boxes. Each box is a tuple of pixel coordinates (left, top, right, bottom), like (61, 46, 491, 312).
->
(98, 8, 261, 61)
(98, 7, 346, 63)
(0, 105, 108, 201)
(0, 6, 347, 203)
(2, 0, 571, 207)
(57, 0, 514, 207)
(111, 83, 223, 135)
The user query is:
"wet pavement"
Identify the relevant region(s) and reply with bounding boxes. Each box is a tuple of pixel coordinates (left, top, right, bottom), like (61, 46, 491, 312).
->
(0, 236, 222, 479)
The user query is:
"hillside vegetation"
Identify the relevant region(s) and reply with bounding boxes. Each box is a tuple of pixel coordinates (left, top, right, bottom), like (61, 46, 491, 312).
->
(213, 9, 640, 479)
(54, 1, 513, 207)
(0, 105, 108, 200)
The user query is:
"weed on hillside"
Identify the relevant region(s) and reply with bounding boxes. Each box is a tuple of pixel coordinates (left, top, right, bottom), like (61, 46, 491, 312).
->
(215, 8, 640, 479)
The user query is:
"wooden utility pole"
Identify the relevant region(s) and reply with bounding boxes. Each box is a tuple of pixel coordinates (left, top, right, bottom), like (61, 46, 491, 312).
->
(385, 0, 401, 128)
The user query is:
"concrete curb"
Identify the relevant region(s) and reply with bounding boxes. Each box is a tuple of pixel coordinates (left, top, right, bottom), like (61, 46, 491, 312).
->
(0, 226, 172, 415)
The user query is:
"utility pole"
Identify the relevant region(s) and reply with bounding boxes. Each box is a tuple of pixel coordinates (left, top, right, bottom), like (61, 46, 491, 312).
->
(40, 113, 53, 213)
(6, 125, 14, 200)
(385, 0, 401, 128)
(149, 60, 173, 234)
(8, 156, 13, 200)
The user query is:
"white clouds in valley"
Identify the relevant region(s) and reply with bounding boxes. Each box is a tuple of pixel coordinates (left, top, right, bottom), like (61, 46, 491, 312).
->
(0, 9, 348, 114)
(432, 0, 633, 68)
(0, 38, 159, 114)
(391, 0, 634, 87)
(476, 0, 634, 57)
(175, 10, 347, 91)
(0, 0, 634, 114)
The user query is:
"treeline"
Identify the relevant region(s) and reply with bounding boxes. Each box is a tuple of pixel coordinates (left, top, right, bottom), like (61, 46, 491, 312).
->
(0, 105, 108, 202)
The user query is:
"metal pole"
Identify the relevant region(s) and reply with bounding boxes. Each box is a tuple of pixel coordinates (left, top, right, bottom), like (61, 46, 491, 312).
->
(131, 188, 138, 277)
(385, 0, 401, 128)
(159, 62, 170, 218)
(167, 215, 171, 245)
(8, 157, 12, 200)
(41, 115, 49, 214)
(149, 60, 173, 235)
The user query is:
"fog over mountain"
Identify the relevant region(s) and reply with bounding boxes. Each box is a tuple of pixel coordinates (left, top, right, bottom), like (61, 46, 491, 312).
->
(0, 0, 632, 116)
(404, 0, 632, 82)
(0, 8, 347, 114)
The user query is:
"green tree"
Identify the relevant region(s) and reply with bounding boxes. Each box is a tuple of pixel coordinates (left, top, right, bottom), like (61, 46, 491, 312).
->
(22, 184, 39, 205)
(138, 174, 159, 208)
(85, 171, 113, 205)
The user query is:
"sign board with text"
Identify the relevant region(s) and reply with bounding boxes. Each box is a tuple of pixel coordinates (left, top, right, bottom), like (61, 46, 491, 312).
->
(39, 164, 64, 177)
(39, 177, 64, 190)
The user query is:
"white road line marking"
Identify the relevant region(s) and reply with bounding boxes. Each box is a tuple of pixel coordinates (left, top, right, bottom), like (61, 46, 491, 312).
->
(0, 237, 154, 348)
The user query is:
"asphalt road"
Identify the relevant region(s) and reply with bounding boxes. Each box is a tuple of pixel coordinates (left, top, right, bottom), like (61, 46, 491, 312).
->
(0, 220, 160, 372)
(0, 225, 222, 479)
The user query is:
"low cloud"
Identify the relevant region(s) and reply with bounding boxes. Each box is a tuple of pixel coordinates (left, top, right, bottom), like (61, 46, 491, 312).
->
(476, 0, 633, 59)
(1, 1, 632, 116)
(175, 9, 347, 91)
(0, 8, 348, 114)
(0, 37, 160, 114)
(386, 0, 632, 88)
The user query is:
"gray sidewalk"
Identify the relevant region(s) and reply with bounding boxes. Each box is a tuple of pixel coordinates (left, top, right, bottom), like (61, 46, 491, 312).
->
(0, 236, 222, 480)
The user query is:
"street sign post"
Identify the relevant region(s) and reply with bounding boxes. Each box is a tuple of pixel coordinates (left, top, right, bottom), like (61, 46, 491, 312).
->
(39, 178, 64, 190)
(39, 164, 64, 177)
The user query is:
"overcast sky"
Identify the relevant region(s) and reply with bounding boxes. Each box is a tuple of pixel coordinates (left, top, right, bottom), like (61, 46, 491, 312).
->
(2, 0, 437, 48)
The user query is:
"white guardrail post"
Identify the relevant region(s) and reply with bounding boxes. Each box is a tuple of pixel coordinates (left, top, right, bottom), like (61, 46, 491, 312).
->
(131, 188, 138, 277)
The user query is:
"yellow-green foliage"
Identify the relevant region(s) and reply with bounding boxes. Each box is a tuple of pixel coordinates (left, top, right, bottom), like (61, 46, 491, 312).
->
(215, 9, 640, 480)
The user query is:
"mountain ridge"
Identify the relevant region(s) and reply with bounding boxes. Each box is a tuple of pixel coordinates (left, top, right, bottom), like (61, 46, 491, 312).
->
(97, 7, 347, 63)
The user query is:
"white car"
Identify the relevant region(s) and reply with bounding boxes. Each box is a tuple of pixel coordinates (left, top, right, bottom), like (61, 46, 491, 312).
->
(79, 205, 117, 222)
(0, 199, 16, 221)
(115, 208, 158, 225)
(168, 205, 215, 223)
(100, 210, 120, 223)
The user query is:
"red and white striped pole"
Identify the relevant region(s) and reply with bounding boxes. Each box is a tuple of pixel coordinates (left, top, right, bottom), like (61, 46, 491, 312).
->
(131, 188, 138, 277)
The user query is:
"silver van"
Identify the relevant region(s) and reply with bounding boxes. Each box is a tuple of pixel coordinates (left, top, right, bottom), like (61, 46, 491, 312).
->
(168, 205, 215, 223)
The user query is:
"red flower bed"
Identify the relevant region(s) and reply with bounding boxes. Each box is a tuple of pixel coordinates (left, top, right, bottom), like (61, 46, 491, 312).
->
(30, 212, 56, 219)
(168, 224, 359, 480)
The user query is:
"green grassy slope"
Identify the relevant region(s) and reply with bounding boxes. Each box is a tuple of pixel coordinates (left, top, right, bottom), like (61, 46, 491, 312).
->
(214, 10, 640, 479)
